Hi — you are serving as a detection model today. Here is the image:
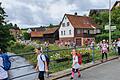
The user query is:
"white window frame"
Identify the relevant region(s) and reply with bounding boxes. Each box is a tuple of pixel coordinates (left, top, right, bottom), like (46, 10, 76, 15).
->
(96, 29, 101, 33)
(67, 22, 69, 26)
(62, 23, 65, 27)
(77, 29, 81, 34)
(84, 30, 87, 33)
(89, 30, 94, 34)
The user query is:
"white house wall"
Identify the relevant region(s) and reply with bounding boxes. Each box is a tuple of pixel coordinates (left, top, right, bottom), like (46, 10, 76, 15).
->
(116, 2, 120, 7)
(59, 16, 74, 38)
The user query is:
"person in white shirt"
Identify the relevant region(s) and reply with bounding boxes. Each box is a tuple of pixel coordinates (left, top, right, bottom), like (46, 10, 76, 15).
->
(35, 47, 48, 80)
(0, 48, 8, 80)
(117, 38, 120, 59)
(112, 40, 117, 53)
(71, 49, 81, 79)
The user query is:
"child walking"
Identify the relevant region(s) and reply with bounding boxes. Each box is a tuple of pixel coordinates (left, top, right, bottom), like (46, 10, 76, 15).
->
(71, 49, 81, 79)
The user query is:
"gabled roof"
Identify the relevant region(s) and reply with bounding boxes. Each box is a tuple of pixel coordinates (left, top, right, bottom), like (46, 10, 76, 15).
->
(31, 32, 43, 37)
(31, 27, 59, 37)
(30, 27, 46, 31)
(64, 14, 97, 29)
(111, 1, 120, 10)
(44, 27, 59, 34)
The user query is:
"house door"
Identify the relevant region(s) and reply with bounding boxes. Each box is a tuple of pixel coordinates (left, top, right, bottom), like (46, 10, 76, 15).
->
(76, 38, 81, 46)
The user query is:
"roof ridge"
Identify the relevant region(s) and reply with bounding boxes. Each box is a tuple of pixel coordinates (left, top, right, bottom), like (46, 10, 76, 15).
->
(65, 13, 89, 18)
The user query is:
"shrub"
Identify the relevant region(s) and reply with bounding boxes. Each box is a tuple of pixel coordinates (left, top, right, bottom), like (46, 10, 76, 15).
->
(23, 32, 30, 40)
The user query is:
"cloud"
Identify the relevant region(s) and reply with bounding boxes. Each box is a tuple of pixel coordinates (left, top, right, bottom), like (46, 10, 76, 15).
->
(0, 0, 117, 28)
(46, 0, 78, 18)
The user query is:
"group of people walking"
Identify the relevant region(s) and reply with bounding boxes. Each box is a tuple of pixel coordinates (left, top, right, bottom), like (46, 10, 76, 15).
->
(0, 38, 120, 80)
(99, 38, 120, 62)
(70, 38, 120, 79)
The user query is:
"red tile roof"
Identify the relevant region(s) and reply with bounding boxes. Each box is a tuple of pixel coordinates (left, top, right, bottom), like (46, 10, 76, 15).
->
(31, 31, 43, 37)
(31, 27, 59, 37)
(44, 27, 58, 34)
(65, 14, 97, 29)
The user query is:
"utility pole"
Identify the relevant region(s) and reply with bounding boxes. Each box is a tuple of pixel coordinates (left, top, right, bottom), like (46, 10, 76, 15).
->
(109, 0, 112, 49)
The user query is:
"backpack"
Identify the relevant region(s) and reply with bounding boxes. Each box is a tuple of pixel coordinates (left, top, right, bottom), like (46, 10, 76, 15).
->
(77, 53, 82, 65)
(0, 53, 11, 71)
(40, 54, 50, 66)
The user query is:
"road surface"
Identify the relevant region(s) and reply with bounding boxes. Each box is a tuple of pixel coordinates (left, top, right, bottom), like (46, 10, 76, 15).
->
(58, 59, 120, 80)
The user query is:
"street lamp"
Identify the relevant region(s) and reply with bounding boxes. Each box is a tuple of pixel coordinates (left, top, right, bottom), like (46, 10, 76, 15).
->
(109, 0, 112, 49)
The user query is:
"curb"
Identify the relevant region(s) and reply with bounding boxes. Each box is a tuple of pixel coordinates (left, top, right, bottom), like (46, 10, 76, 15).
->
(50, 56, 118, 80)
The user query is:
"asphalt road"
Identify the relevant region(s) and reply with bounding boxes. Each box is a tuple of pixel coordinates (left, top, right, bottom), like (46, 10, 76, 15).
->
(58, 59, 120, 80)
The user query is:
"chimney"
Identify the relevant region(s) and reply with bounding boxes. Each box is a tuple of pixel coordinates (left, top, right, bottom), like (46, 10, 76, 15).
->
(74, 12, 77, 15)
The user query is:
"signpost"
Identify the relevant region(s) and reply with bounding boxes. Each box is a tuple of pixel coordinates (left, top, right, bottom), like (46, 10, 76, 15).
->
(91, 42, 95, 64)
(105, 25, 116, 30)
(109, 0, 112, 50)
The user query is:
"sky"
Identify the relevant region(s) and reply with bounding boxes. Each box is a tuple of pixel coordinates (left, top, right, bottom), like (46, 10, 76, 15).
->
(0, 0, 117, 28)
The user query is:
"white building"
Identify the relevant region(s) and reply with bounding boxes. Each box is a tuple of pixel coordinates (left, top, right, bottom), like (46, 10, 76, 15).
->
(59, 13, 100, 46)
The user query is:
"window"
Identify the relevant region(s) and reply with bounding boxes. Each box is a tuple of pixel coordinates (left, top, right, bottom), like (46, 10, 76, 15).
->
(96, 29, 101, 33)
(64, 31, 65, 35)
(69, 30, 71, 35)
(62, 23, 65, 27)
(67, 22, 69, 26)
(61, 31, 63, 35)
(77, 30, 80, 34)
(89, 30, 94, 34)
(83, 30, 87, 33)
(94, 29, 96, 34)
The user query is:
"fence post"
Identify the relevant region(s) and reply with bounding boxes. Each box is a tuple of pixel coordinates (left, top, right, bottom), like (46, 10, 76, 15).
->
(46, 46, 50, 78)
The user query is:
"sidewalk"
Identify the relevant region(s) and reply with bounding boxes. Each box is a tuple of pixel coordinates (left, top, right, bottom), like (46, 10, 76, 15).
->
(47, 56, 118, 80)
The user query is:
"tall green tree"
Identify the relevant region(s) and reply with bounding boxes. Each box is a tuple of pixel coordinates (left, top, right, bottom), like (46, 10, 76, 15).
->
(111, 7, 120, 27)
(0, 3, 13, 52)
(92, 7, 120, 30)
(91, 7, 120, 42)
